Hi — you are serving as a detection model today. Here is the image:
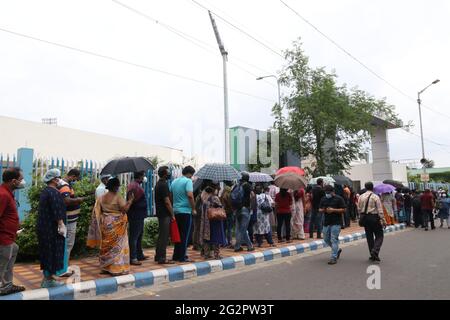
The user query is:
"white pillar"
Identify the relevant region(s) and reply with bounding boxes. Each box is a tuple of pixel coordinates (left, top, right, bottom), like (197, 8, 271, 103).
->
(371, 127, 393, 182)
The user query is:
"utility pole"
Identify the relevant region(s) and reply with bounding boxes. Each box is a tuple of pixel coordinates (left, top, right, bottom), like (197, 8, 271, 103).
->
(209, 11, 229, 164)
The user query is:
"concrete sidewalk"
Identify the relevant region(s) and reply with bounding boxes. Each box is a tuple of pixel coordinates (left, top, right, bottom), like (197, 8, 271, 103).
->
(13, 223, 364, 290)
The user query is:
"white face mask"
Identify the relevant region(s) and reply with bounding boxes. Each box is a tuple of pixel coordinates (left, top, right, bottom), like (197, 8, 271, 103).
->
(142, 176, 148, 184)
(15, 179, 26, 189)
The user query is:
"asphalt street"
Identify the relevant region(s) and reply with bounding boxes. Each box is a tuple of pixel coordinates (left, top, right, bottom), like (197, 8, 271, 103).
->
(116, 226, 450, 300)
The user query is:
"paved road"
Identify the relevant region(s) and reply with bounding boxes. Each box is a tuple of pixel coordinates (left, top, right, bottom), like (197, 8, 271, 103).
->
(119, 227, 450, 300)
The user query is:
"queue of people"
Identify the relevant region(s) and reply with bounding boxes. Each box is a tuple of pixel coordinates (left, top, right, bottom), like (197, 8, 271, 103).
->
(2, 164, 450, 294)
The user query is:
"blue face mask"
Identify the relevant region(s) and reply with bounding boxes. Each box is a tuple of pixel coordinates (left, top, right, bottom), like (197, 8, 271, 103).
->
(325, 193, 333, 199)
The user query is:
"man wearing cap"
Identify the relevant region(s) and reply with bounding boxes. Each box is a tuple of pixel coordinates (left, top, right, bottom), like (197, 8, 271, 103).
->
(96, 174, 111, 200)
(319, 185, 346, 265)
(38, 169, 68, 288)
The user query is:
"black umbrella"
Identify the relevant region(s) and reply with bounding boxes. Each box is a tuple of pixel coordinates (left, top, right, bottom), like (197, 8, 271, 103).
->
(332, 175, 353, 186)
(358, 188, 367, 195)
(383, 179, 404, 189)
(100, 157, 154, 175)
(193, 178, 204, 193)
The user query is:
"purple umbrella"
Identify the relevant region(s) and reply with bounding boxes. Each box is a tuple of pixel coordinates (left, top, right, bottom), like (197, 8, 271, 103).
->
(374, 183, 396, 195)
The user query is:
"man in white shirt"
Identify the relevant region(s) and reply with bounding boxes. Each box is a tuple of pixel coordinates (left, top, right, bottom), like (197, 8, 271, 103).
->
(95, 174, 111, 199)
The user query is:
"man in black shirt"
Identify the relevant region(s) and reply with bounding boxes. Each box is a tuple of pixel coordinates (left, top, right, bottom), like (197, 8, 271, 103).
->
(319, 185, 346, 265)
(310, 178, 326, 239)
(403, 191, 412, 227)
(154, 166, 175, 264)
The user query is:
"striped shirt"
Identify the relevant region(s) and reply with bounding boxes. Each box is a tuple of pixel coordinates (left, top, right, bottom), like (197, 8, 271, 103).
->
(58, 181, 80, 224)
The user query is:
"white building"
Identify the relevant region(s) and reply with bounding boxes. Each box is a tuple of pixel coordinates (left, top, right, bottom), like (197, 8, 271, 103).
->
(0, 115, 186, 165)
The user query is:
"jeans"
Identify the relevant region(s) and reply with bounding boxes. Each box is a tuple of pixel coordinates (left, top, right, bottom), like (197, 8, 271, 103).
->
(155, 216, 171, 262)
(323, 225, 341, 260)
(247, 217, 256, 244)
(309, 208, 323, 238)
(129, 219, 145, 261)
(0, 243, 18, 293)
(234, 207, 253, 250)
(277, 213, 291, 241)
(172, 214, 192, 262)
(363, 214, 384, 257)
(404, 207, 412, 225)
(66, 221, 77, 261)
(422, 209, 435, 229)
(225, 214, 234, 246)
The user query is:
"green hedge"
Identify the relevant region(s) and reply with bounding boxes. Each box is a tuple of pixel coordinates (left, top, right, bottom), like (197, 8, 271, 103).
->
(16, 177, 161, 262)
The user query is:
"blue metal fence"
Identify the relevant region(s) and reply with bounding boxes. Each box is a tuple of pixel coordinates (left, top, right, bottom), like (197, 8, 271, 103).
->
(408, 182, 450, 191)
(1, 148, 157, 220)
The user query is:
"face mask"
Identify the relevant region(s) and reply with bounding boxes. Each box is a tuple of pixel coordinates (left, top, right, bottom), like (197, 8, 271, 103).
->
(15, 179, 26, 189)
(57, 179, 64, 187)
(325, 193, 332, 199)
(142, 176, 148, 184)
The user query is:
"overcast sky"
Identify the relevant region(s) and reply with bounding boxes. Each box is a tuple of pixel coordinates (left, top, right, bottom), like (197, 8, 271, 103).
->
(0, 0, 449, 166)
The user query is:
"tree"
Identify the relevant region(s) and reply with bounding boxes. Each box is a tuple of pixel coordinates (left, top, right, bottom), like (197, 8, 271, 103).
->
(276, 39, 402, 176)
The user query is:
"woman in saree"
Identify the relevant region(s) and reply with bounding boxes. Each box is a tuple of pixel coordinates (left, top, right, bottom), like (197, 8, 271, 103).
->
(291, 188, 306, 240)
(381, 192, 397, 225)
(87, 177, 134, 276)
(303, 186, 312, 235)
(199, 185, 226, 260)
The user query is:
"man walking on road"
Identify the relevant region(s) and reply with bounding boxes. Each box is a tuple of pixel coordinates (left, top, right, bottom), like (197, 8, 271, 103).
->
(358, 182, 386, 262)
(310, 178, 325, 239)
(319, 185, 346, 265)
(421, 189, 436, 231)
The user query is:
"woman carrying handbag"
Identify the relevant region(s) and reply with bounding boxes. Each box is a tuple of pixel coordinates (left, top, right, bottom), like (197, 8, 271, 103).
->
(199, 185, 227, 260)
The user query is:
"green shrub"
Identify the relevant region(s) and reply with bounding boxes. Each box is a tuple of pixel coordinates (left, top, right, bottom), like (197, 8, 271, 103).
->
(142, 217, 159, 248)
(16, 177, 98, 262)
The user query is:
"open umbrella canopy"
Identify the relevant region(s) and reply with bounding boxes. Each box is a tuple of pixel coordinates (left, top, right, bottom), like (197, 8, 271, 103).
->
(332, 175, 353, 186)
(383, 180, 404, 189)
(276, 166, 305, 176)
(100, 157, 154, 175)
(195, 163, 239, 182)
(309, 176, 336, 186)
(248, 172, 273, 183)
(374, 183, 396, 195)
(274, 173, 308, 190)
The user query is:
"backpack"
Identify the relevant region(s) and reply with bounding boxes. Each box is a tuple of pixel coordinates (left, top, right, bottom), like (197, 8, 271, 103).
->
(231, 183, 245, 210)
(260, 195, 273, 214)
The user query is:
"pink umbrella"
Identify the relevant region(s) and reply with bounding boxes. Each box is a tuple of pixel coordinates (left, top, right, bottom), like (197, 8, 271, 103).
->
(276, 166, 305, 176)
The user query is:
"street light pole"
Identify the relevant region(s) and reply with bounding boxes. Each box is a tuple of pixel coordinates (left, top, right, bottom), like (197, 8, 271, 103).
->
(417, 79, 440, 177)
(256, 75, 281, 108)
(209, 11, 229, 164)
